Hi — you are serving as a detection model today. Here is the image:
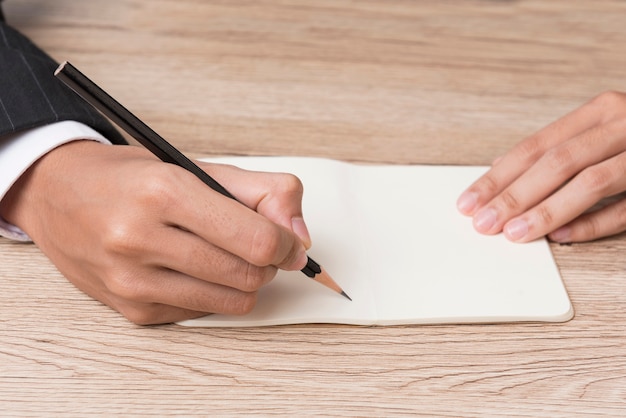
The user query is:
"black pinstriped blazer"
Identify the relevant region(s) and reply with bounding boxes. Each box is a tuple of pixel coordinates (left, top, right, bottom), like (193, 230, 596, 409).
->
(0, 4, 125, 143)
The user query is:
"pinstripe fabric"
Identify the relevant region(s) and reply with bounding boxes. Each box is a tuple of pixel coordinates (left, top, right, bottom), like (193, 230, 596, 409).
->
(0, 20, 125, 144)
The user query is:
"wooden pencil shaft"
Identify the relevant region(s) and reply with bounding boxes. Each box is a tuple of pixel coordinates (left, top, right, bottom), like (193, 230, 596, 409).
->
(54, 61, 323, 279)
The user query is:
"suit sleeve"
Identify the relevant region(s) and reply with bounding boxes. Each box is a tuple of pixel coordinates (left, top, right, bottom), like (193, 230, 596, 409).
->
(0, 19, 126, 144)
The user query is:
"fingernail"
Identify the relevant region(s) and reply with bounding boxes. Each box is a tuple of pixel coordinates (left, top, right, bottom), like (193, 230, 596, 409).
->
(473, 207, 497, 232)
(457, 191, 478, 214)
(504, 218, 529, 241)
(549, 226, 571, 243)
(291, 217, 312, 249)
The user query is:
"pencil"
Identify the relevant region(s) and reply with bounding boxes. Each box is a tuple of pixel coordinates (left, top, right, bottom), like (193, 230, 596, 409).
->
(54, 61, 351, 301)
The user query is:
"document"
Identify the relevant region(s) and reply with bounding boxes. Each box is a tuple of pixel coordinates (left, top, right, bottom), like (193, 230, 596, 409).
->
(178, 157, 573, 327)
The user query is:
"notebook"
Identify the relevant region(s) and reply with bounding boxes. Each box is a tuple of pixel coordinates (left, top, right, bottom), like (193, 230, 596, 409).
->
(178, 157, 573, 327)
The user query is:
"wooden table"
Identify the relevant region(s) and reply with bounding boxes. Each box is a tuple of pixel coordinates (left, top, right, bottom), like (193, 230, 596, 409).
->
(2, 1, 626, 415)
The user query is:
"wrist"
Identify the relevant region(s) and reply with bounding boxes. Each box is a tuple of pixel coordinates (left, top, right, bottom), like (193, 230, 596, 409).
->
(0, 140, 109, 239)
(0, 121, 113, 241)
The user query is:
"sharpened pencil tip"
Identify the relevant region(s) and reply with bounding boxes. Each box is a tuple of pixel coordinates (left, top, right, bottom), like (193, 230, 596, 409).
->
(310, 266, 351, 301)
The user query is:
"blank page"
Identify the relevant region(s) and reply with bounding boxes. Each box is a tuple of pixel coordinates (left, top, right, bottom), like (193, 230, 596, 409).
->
(178, 157, 572, 327)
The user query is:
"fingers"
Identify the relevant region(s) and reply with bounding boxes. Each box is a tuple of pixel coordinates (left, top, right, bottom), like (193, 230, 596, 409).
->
(549, 196, 626, 243)
(7, 140, 315, 325)
(503, 151, 626, 242)
(198, 162, 312, 248)
(129, 163, 308, 271)
(103, 160, 313, 324)
(140, 225, 277, 291)
(470, 119, 626, 237)
(118, 305, 209, 326)
(458, 93, 612, 217)
(186, 169, 307, 270)
(187, 193, 308, 270)
(103, 267, 260, 325)
(79, 223, 277, 325)
(90, 166, 308, 324)
(458, 91, 626, 243)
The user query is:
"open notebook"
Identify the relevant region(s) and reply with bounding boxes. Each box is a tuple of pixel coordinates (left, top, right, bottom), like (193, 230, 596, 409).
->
(178, 157, 573, 327)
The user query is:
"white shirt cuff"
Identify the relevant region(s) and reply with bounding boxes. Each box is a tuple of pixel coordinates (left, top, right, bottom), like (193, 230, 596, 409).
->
(0, 121, 112, 241)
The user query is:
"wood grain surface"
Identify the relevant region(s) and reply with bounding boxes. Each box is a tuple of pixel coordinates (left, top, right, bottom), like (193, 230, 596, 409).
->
(2, 0, 626, 416)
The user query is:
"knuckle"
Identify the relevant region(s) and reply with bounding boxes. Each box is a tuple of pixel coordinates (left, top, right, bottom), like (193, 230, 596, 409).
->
(240, 264, 274, 292)
(479, 173, 500, 196)
(247, 222, 283, 266)
(118, 305, 159, 326)
(577, 166, 613, 196)
(499, 189, 521, 212)
(101, 220, 142, 255)
(101, 169, 183, 256)
(541, 146, 575, 173)
(595, 90, 625, 107)
(105, 271, 149, 303)
(592, 91, 626, 121)
(236, 293, 258, 315)
(535, 205, 554, 227)
(221, 292, 258, 315)
(615, 201, 626, 229)
(580, 216, 600, 239)
(277, 173, 304, 196)
(135, 166, 179, 209)
(515, 135, 544, 164)
(127, 164, 184, 213)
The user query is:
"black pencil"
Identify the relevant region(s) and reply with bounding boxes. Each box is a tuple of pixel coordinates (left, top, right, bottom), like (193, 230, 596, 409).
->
(54, 61, 351, 301)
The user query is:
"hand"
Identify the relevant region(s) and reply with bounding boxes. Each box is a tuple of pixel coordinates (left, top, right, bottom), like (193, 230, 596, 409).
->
(457, 91, 626, 243)
(0, 141, 311, 325)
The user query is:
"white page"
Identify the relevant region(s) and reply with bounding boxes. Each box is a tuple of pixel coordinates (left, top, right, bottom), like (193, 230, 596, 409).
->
(354, 165, 571, 324)
(179, 157, 573, 327)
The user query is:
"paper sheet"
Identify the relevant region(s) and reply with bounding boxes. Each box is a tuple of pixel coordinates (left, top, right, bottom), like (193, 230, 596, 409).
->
(178, 157, 573, 327)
